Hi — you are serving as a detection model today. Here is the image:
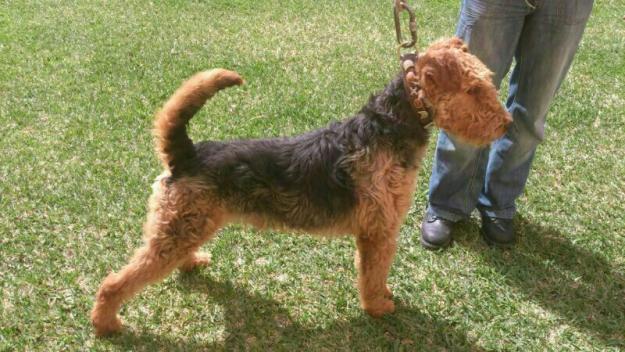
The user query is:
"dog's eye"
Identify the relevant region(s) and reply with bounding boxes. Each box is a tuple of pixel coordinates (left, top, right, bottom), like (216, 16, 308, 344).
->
(423, 70, 436, 85)
(467, 86, 481, 95)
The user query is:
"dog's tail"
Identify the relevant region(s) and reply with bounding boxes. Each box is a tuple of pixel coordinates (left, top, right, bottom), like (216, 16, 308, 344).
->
(154, 69, 243, 174)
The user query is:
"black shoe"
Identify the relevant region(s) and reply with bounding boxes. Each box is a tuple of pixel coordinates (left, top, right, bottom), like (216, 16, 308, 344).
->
(420, 214, 454, 250)
(481, 216, 515, 247)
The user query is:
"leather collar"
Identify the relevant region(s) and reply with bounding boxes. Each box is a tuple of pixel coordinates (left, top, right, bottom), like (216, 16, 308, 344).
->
(400, 53, 434, 128)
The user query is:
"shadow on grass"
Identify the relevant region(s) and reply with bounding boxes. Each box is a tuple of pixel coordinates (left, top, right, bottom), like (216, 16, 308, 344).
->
(107, 274, 484, 351)
(456, 216, 625, 348)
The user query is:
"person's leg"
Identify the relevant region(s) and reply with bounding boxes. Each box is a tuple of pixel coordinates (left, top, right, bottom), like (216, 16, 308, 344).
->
(477, 0, 594, 221)
(423, 0, 530, 248)
(428, 0, 529, 221)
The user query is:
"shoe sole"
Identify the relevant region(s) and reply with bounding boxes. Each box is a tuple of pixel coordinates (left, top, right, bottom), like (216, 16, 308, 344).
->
(420, 237, 452, 250)
(480, 230, 515, 248)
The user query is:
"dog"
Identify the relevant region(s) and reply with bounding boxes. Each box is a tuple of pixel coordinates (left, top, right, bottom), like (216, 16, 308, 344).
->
(91, 37, 511, 336)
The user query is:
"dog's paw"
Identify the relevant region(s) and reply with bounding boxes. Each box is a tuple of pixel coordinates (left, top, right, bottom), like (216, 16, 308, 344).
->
(364, 297, 395, 318)
(92, 314, 123, 337)
(179, 252, 211, 272)
(383, 285, 393, 299)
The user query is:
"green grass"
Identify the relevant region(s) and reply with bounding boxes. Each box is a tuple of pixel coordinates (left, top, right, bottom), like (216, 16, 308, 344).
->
(1, 0, 624, 350)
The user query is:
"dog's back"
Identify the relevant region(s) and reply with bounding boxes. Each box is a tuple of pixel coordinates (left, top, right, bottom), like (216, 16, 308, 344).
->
(192, 126, 358, 230)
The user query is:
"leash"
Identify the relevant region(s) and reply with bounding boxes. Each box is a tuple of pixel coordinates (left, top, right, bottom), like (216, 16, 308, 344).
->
(393, 0, 434, 128)
(393, 0, 418, 59)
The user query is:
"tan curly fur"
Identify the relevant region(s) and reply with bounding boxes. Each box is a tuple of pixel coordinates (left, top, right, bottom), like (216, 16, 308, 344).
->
(416, 37, 512, 145)
(91, 38, 510, 337)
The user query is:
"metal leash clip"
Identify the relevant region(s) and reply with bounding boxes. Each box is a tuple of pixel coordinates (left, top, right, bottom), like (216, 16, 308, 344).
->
(393, 0, 418, 59)
(394, 1, 433, 128)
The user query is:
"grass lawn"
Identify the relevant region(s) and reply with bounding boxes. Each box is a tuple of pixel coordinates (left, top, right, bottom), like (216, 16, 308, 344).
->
(1, 0, 624, 350)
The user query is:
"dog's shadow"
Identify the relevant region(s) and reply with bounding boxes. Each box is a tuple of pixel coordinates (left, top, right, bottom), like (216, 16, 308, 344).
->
(455, 216, 625, 347)
(107, 273, 484, 351)
(105, 217, 624, 350)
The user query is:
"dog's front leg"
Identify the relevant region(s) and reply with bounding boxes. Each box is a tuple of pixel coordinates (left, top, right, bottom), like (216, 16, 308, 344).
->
(354, 232, 397, 317)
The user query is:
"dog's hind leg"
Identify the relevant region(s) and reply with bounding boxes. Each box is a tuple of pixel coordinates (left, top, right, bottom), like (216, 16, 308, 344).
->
(355, 231, 398, 318)
(91, 192, 222, 336)
(91, 240, 183, 336)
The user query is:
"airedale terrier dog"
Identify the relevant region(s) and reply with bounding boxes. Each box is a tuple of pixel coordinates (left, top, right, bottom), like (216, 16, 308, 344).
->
(91, 37, 511, 336)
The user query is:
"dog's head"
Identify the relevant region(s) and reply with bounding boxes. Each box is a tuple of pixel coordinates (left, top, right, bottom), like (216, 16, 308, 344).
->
(414, 37, 512, 146)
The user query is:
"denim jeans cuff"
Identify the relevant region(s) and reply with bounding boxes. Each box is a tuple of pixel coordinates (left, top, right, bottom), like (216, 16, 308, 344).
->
(426, 205, 466, 223)
(477, 207, 516, 220)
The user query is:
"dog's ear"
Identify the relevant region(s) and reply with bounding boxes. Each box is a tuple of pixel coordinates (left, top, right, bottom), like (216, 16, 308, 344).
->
(465, 82, 485, 96)
(421, 67, 438, 89)
(418, 53, 463, 93)
(448, 37, 468, 52)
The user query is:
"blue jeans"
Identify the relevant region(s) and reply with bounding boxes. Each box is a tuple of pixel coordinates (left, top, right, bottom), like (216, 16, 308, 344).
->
(427, 0, 594, 221)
